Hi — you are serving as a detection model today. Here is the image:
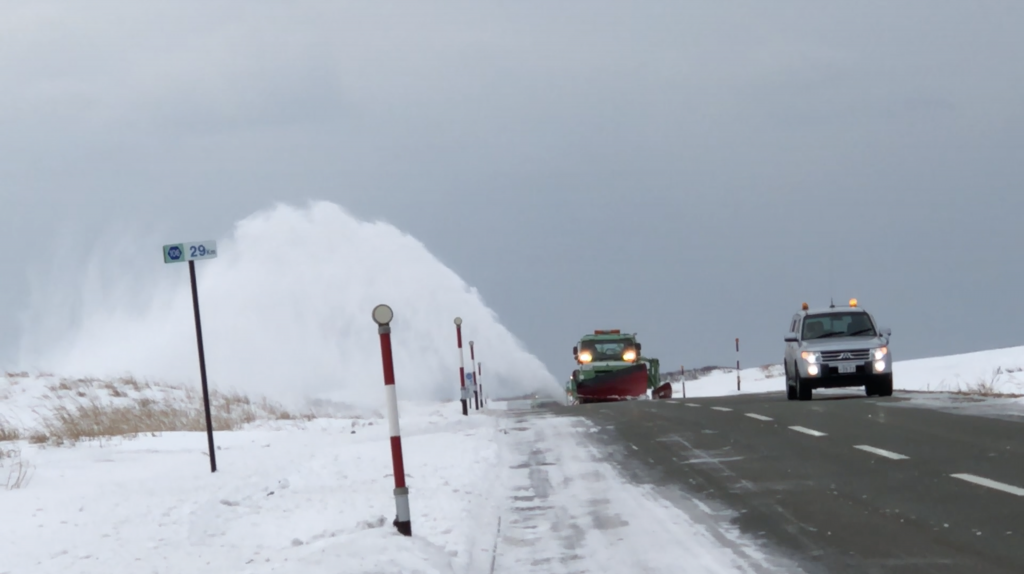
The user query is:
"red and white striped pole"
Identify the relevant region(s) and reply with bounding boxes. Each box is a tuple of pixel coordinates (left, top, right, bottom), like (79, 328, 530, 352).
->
(478, 362, 484, 406)
(736, 338, 741, 391)
(469, 341, 480, 410)
(455, 317, 468, 416)
(372, 304, 411, 537)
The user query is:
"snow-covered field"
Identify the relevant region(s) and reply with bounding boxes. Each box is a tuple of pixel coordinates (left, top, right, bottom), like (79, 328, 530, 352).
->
(0, 372, 795, 574)
(666, 345, 1024, 401)
(4, 345, 1024, 572)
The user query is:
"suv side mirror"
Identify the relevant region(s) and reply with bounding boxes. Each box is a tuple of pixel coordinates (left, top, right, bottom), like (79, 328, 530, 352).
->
(784, 333, 798, 343)
(880, 327, 891, 338)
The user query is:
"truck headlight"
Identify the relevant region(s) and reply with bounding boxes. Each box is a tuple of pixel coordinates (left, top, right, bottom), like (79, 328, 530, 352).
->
(801, 351, 820, 365)
(873, 347, 888, 361)
(578, 351, 593, 363)
(622, 349, 637, 362)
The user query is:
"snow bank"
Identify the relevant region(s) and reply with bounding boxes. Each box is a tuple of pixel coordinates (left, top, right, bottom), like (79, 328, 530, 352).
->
(0, 395, 502, 573)
(667, 346, 1024, 399)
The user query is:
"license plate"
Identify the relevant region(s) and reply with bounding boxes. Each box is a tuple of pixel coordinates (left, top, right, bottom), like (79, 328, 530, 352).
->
(838, 363, 857, 374)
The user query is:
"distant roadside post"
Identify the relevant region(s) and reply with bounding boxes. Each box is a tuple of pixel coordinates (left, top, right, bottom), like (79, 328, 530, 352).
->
(477, 362, 484, 406)
(735, 338, 741, 391)
(454, 318, 468, 416)
(163, 240, 219, 473)
(469, 341, 479, 410)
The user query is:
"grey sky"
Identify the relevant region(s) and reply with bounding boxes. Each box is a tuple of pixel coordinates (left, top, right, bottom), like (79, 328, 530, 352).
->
(2, 2, 1023, 382)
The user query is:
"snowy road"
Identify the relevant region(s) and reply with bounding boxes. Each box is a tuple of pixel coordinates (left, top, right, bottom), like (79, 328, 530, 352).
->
(566, 392, 1024, 574)
(482, 402, 800, 573)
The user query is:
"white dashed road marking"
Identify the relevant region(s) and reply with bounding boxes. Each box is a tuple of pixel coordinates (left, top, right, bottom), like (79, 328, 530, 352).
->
(789, 426, 827, 437)
(854, 445, 909, 460)
(951, 474, 1024, 497)
(685, 403, 701, 407)
(745, 413, 773, 421)
(711, 407, 733, 412)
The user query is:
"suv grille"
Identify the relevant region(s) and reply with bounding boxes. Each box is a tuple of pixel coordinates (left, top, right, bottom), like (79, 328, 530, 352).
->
(820, 350, 871, 362)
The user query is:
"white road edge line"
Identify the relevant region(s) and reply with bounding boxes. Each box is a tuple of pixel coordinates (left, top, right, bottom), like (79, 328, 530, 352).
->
(951, 474, 1024, 497)
(745, 413, 773, 421)
(854, 445, 909, 460)
(788, 426, 827, 437)
(711, 407, 733, 412)
(684, 403, 701, 407)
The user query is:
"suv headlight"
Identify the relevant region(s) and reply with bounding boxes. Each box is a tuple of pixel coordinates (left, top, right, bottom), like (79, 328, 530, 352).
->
(801, 351, 821, 364)
(873, 347, 888, 361)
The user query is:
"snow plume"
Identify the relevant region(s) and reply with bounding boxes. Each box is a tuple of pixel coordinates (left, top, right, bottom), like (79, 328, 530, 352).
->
(15, 201, 558, 409)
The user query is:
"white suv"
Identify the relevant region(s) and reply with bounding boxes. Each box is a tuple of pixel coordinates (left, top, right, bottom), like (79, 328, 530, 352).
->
(784, 299, 893, 401)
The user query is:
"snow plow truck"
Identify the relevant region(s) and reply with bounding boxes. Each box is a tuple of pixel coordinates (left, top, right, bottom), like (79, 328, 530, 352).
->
(565, 330, 672, 405)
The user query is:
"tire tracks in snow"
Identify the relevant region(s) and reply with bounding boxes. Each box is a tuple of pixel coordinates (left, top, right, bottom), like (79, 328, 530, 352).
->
(485, 405, 791, 574)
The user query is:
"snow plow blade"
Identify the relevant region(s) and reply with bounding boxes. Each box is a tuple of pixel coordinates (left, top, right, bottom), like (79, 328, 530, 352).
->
(576, 363, 649, 403)
(652, 382, 673, 399)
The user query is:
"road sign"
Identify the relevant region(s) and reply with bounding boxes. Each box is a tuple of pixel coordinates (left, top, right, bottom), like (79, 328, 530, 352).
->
(160, 238, 219, 473)
(163, 241, 218, 264)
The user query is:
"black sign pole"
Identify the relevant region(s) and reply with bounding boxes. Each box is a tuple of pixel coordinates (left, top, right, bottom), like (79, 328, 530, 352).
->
(189, 259, 217, 473)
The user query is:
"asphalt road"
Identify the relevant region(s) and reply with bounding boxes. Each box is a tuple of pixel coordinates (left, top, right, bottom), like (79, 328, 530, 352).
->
(553, 391, 1024, 574)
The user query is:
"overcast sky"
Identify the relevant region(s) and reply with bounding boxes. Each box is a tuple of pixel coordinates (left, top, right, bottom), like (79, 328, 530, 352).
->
(2, 2, 1022, 382)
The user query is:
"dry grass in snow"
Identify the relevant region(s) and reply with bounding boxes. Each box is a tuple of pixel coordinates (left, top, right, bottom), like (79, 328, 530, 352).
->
(0, 414, 20, 442)
(2, 373, 328, 447)
(0, 445, 32, 490)
(927, 367, 1024, 398)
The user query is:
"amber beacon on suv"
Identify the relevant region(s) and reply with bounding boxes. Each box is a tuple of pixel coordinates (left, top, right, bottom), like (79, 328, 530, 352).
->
(784, 299, 893, 401)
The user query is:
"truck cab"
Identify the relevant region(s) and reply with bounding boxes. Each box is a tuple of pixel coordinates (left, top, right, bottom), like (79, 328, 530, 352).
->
(567, 330, 652, 404)
(784, 299, 893, 401)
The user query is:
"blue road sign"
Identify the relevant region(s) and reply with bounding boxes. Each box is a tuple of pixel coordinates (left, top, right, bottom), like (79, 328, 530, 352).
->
(163, 241, 218, 264)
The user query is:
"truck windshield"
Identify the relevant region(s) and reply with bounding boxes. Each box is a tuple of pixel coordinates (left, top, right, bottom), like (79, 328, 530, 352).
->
(802, 313, 876, 340)
(580, 339, 636, 361)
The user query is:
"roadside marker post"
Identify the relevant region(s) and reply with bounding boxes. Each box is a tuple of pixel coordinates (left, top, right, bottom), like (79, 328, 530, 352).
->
(469, 341, 479, 410)
(454, 318, 468, 416)
(736, 338, 741, 391)
(372, 304, 412, 537)
(162, 240, 219, 473)
(681, 365, 686, 399)
(478, 362, 484, 406)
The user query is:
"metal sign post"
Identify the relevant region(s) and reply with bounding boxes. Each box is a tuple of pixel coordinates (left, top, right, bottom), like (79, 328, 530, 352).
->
(163, 240, 219, 473)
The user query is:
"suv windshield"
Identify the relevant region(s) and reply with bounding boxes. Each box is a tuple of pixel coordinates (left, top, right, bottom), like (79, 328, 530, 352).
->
(801, 312, 876, 340)
(580, 339, 636, 361)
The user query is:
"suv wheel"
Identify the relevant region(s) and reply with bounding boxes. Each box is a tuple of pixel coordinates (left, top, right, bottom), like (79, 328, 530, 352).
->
(796, 373, 812, 401)
(877, 374, 894, 397)
(864, 381, 878, 397)
(786, 363, 797, 400)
